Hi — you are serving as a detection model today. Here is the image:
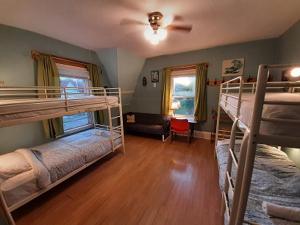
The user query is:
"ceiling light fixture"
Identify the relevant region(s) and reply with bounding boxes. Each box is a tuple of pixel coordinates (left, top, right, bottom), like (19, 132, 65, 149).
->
(144, 26, 168, 45)
(290, 67, 300, 78)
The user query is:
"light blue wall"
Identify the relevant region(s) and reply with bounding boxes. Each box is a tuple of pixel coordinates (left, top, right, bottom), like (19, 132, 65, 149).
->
(0, 24, 108, 153)
(130, 39, 278, 132)
(97, 48, 145, 112)
(278, 20, 300, 64)
(96, 48, 118, 87)
(117, 48, 145, 112)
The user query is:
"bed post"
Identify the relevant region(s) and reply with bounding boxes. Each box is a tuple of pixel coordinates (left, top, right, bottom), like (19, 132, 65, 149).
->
(0, 191, 15, 225)
(234, 65, 269, 225)
(118, 88, 125, 154)
(215, 84, 222, 157)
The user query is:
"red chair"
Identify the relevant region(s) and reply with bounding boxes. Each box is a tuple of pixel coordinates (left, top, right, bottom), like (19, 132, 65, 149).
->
(170, 118, 191, 143)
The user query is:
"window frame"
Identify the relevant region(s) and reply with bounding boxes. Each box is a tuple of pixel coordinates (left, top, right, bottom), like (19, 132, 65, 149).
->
(170, 73, 196, 118)
(57, 65, 94, 134)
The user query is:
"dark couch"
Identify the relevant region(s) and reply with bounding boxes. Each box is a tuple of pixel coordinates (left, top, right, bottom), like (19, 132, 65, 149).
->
(123, 112, 170, 141)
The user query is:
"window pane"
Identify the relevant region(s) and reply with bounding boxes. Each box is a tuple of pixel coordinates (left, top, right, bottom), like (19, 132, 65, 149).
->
(173, 76, 195, 97)
(172, 76, 196, 116)
(173, 97, 195, 116)
(59, 75, 92, 132)
(60, 76, 89, 96)
(63, 113, 91, 131)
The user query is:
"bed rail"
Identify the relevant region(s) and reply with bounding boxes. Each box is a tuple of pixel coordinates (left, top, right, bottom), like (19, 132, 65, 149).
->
(0, 86, 122, 128)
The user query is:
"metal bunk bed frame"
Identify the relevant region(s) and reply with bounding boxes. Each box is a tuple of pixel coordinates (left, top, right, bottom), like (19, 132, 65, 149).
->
(0, 86, 125, 225)
(215, 64, 300, 225)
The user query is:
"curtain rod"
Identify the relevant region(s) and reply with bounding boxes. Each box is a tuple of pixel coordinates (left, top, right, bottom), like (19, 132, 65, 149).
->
(31, 50, 93, 68)
(166, 63, 208, 71)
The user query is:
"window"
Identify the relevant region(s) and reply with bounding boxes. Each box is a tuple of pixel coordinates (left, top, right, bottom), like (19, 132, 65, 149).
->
(57, 63, 93, 132)
(171, 69, 196, 118)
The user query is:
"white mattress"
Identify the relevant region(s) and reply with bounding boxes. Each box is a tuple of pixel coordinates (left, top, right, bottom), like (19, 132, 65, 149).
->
(220, 93, 300, 137)
(0, 95, 118, 126)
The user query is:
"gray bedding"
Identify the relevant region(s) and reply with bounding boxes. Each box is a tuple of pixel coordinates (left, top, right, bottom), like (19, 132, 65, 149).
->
(32, 129, 117, 182)
(216, 141, 300, 225)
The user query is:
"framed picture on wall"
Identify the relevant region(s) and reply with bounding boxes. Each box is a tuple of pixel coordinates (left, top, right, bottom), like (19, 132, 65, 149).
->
(151, 70, 159, 83)
(222, 58, 244, 77)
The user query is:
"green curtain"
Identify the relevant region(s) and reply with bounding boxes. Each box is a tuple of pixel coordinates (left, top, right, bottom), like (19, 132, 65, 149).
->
(161, 68, 172, 115)
(87, 64, 105, 124)
(36, 55, 64, 139)
(194, 63, 208, 121)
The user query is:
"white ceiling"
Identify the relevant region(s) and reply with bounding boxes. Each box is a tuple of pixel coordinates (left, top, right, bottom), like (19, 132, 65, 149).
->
(0, 0, 299, 58)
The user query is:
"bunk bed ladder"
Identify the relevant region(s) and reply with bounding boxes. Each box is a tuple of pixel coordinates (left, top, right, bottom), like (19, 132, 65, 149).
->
(222, 119, 250, 225)
(107, 88, 125, 153)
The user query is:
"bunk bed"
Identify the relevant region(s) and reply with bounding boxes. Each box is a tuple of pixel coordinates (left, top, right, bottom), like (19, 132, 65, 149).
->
(214, 64, 300, 225)
(0, 86, 125, 225)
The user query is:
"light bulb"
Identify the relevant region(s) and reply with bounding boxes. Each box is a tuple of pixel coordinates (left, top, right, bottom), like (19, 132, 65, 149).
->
(150, 34, 160, 45)
(144, 26, 153, 41)
(290, 67, 300, 78)
(157, 28, 167, 40)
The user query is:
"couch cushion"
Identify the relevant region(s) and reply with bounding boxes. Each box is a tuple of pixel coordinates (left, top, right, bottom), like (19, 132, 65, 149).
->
(126, 123, 163, 135)
(126, 113, 164, 125)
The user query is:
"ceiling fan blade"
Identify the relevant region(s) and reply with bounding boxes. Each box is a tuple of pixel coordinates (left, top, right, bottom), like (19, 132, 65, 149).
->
(167, 25, 192, 32)
(173, 15, 184, 22)
(120, 18, 147, 26)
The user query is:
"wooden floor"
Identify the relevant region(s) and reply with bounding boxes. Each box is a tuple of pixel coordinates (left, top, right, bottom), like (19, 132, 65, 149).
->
(14, 135, 223, 225)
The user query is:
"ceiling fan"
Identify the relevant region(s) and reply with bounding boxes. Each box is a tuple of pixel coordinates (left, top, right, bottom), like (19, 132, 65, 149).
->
(120, 11, 192, 45)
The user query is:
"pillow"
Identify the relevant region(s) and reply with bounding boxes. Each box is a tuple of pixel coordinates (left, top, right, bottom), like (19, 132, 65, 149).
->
(262, 201, 300, 222)
(127, 114, 135, 123)
(0, 151, 32, 180)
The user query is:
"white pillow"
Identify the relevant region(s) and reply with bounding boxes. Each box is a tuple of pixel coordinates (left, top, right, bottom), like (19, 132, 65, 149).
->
(0, 150, 32, 180)
(127, 114, 135, 123)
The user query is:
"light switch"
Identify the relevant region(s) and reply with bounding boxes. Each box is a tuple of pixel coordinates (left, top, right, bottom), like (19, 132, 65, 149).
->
(153, 83, 157, 88)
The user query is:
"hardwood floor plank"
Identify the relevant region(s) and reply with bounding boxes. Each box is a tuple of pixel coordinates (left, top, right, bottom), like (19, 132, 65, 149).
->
(13, 135, 222, 225)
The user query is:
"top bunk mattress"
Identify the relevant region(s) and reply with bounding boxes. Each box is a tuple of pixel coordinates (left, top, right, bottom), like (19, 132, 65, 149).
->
(0, 95, 118, 126)
(220, 93, 300, 138)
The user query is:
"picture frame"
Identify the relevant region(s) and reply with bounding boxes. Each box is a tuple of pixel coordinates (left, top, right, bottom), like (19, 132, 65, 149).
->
(151, 70, 159, 83)
(222, 58, 245, 77)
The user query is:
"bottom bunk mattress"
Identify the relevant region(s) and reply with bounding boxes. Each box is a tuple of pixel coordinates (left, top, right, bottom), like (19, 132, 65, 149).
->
(216, 140, 300, 225)
(0, 128, 121, 209)
(32, 129, 120, 183)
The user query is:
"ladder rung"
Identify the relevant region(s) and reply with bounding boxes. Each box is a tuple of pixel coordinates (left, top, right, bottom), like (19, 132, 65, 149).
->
(226, 172, 235, 196)
(112, 125, 122, 130)
(222, 192, 230, 217)
(112, 134, 122, 140)
(229, 148, 238, 167)
(113, 143, 123, 150)
(112, 116, 121, 120)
